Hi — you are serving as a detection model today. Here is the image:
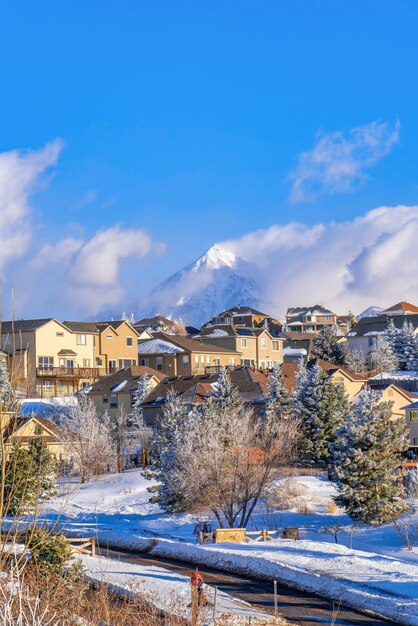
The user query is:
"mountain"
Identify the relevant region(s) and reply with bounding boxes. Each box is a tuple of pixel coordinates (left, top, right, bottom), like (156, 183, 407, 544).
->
(357, 305, 384, 319)
(144, 245, 264, 327)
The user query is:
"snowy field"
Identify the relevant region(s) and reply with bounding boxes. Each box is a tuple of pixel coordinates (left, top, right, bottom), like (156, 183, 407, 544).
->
(39, 469, 418, 625)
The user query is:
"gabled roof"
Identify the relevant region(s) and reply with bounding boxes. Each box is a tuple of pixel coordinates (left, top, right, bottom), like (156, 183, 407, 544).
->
(308, 358, 368, 382)
(149, 333, 240, 354)
(381, 301, 418, 315)
(63, 321, 99, 333)
(85, 365, 164, 395)
(286, 305, 335, 318)
(138, 338, 185, 354)
(215, 306, 271, 318)
(347, 314, 418, 337)
(0, 319, 55, 333)
(142, 365, 273, 406)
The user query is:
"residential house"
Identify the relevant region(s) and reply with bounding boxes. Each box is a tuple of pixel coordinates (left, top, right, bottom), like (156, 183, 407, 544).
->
(286, 305, 337, 333)
(308, 358, 368, 401)
(0, 319, 97, 398)
(282, 331, 317, 359)
(201, 306, 283, 336)
(82, 365, 164, 419)
(0, 411, 70, 460)
(345, 314, 418, 364)
(133, 316, 177, 334)
(195, 325, 284, 368)
(381, 301, 418, 316)
(401, 401, 418, 451)
(64, 320, 140, 373)
(137, 333, 241, 376)
(141, 365, 273, 425)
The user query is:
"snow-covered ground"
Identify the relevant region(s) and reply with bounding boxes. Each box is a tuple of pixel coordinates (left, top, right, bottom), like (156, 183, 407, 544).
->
(81, 552, 280, 624)
(39, 469, 418, 625)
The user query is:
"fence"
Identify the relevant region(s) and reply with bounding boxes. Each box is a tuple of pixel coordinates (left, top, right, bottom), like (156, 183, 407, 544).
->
(0, 532, 96, 557)
(199, 528, 283, 544)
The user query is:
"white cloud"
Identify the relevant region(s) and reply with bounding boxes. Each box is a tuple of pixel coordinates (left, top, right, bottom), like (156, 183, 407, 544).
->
(0, 140, 63, 270)
(289, 120, 400, 203)
(219, 205, 418, 318)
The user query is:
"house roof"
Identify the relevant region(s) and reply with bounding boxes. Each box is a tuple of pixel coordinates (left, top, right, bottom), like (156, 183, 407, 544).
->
(347, 314, 418, 337)
(286, 305, 335, 318)
(215, 306, 272, 318)
(85, 365, 164, 395)
(63, 320, 138, 335)
(57, 349, 77, 356)
(366, 382, 417, 401)
(148, 333, 240, 354)
(308, 358, 368, 381)
(3, 414, 65, 444)
(381, 301, 418, 315)
(134, 315, 175, 329)
(280, 362, 299, 390)
(0, 319, 55, 333)
(142, 365, 273, 406)
(138, 338, 185, 354)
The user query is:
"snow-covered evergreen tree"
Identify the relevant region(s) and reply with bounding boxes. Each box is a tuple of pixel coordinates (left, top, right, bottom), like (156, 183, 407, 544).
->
(265, 362, 291, 420)
(331, 388, 409, 524)
(206, 366, 241, 423)
(294, 363, 350, 464)
(311, 323, 346, 364)
(369, 335, 398, 374)
(401, 321, 418, 371)
(130, 374, 151, 430)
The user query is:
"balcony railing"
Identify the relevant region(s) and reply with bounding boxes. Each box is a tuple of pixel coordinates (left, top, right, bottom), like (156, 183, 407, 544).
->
(36, 367, 105, 379)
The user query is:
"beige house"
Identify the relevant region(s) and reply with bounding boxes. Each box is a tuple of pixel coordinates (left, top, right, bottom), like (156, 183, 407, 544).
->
(0, 319, 97, 398)
(286, 305, 337, 334)
(64, 320, 140, 373)
(309, 358, 368, 401)
(138, 333, 241, 376)
(401, 400, 418, 450)
(83, 365, 164, 420)
(0, 410, 70, 460)
(196, 325, 283, 369)
(202, 306, 283, 336)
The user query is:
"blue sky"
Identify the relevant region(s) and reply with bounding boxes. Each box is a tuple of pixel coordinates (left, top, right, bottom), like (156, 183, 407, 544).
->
(1, 1, 418, 318)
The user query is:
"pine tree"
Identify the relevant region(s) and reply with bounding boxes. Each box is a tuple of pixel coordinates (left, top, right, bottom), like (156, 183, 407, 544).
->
(265, 363, 291, 420)
(206, 367, 241, 424)
(130, 374, 151, 430)
(369, 335, 398, 374)
(386, 318, 403, 358)
(345, 348, 366, 374)
(294, 363, 350, 464)
(401, 321, 418, 371)
(331, 388, 409, 524)
(311, 323, 346, 364)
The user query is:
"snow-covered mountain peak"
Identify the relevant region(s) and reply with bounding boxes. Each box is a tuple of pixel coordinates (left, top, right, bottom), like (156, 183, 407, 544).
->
(193, 245, 237, 272)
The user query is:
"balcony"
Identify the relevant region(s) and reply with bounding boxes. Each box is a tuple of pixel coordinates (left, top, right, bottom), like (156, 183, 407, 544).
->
(36, 367, 105, 379)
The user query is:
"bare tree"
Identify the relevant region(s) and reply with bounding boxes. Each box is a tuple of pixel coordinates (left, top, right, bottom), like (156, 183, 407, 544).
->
(171, 318, 187, 336)
(319, 523, 345, 544)
(165, 404, 301, 528)
(393, 516, 418, 551)
(60, 395, 113, 483)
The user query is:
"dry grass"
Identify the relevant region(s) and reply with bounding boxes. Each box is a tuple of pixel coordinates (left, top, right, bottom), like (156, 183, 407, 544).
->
(272, 480, 308, 510)
(296, 499, 312, 515)
(277, 466, 325, 477)
(327, 501, 338, 515)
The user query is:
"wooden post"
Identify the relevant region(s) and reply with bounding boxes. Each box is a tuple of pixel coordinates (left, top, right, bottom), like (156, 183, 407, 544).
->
(191, 586, 198, 626)
(91, 537, 96, 557)
(199, 531, 203, 544)
(212, 586, 217, 623)
(274, 580, 278, 618)
(262, 529, 268, 542)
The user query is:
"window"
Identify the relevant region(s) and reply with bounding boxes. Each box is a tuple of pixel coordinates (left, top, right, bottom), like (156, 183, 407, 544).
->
(241, 338, 247, 348)
(106, 334, 113, 339)
(200, 355, 205, 363)
(326, 315, 331, 320)
(43, 380, 52, 390)
(261, 339, 267, 349)
(214, 358, 221, 366)
(272, 340, 280, 351)
(156, 356, 163, 371)
(259, 360, 266, 369)
(110, 393, 118, 407)
(38, 356, 53, 370)
(126, 337, 133, 347)
(182, 355, 189, 369)
(225, 317, 232, 323)
(229, 358, 235, 366)
(56, 332, 64, 337)
(410, 411, 418, 422)
(368, 336, 377, 347)
(76, 334, 87, 345)
(83, 359, 91, 367)
(414, 437, 418, 446)
(103, 394, 108, 403)
(243, 359, 254, 366)
(140, 358, 149, 366)
(109, 360, 116, 371)
(195, 355, 199, 364)
(206, 356, 210, 363)
(96, 357, 103, 366)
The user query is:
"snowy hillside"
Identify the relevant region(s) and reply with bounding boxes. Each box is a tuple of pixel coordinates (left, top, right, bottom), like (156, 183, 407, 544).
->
(144, 245, 264, 327)
(357, 305, 384, 319)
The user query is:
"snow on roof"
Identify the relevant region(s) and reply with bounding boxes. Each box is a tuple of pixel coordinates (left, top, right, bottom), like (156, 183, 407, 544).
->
(205, 329, 229, 337)
(138, 338, 184, 354)
(369, 370, 418, 380)
(283, 347, 307, 356)
(111, 380, 127, 392)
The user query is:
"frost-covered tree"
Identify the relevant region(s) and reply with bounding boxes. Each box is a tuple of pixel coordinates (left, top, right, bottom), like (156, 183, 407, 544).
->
(206, 367, 241, 425)
(345, 348, 366, 374)
(311, 323, 346, 364)
(369, 335, 398, 374)
(61, 395, 114, 483)
(151, 391, 190, 511)
(386, 319, 418, 371)
(294, 363, 350, 464)
(130, 374, 151, 429)
(331, 388, 409, 524)
(0, 360, 17, 411)
(404, 469, 418, 499)
(265, 362, 291, 421)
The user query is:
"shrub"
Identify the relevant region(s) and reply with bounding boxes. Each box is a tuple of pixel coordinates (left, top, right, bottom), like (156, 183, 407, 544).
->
(274, 480, 308, 510)
(296, 499, 312, 515)
(327, 501, 337, 514)
(26, 529, 72, 576)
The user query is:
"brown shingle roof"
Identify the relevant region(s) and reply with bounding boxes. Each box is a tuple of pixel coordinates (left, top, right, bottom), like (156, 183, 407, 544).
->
(0, 319, 54, 333)
(382, 301, 418, 314)
(151, 333, 240, 354)
(86, 365, 164, 395)
(308, 358, 368, 381)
